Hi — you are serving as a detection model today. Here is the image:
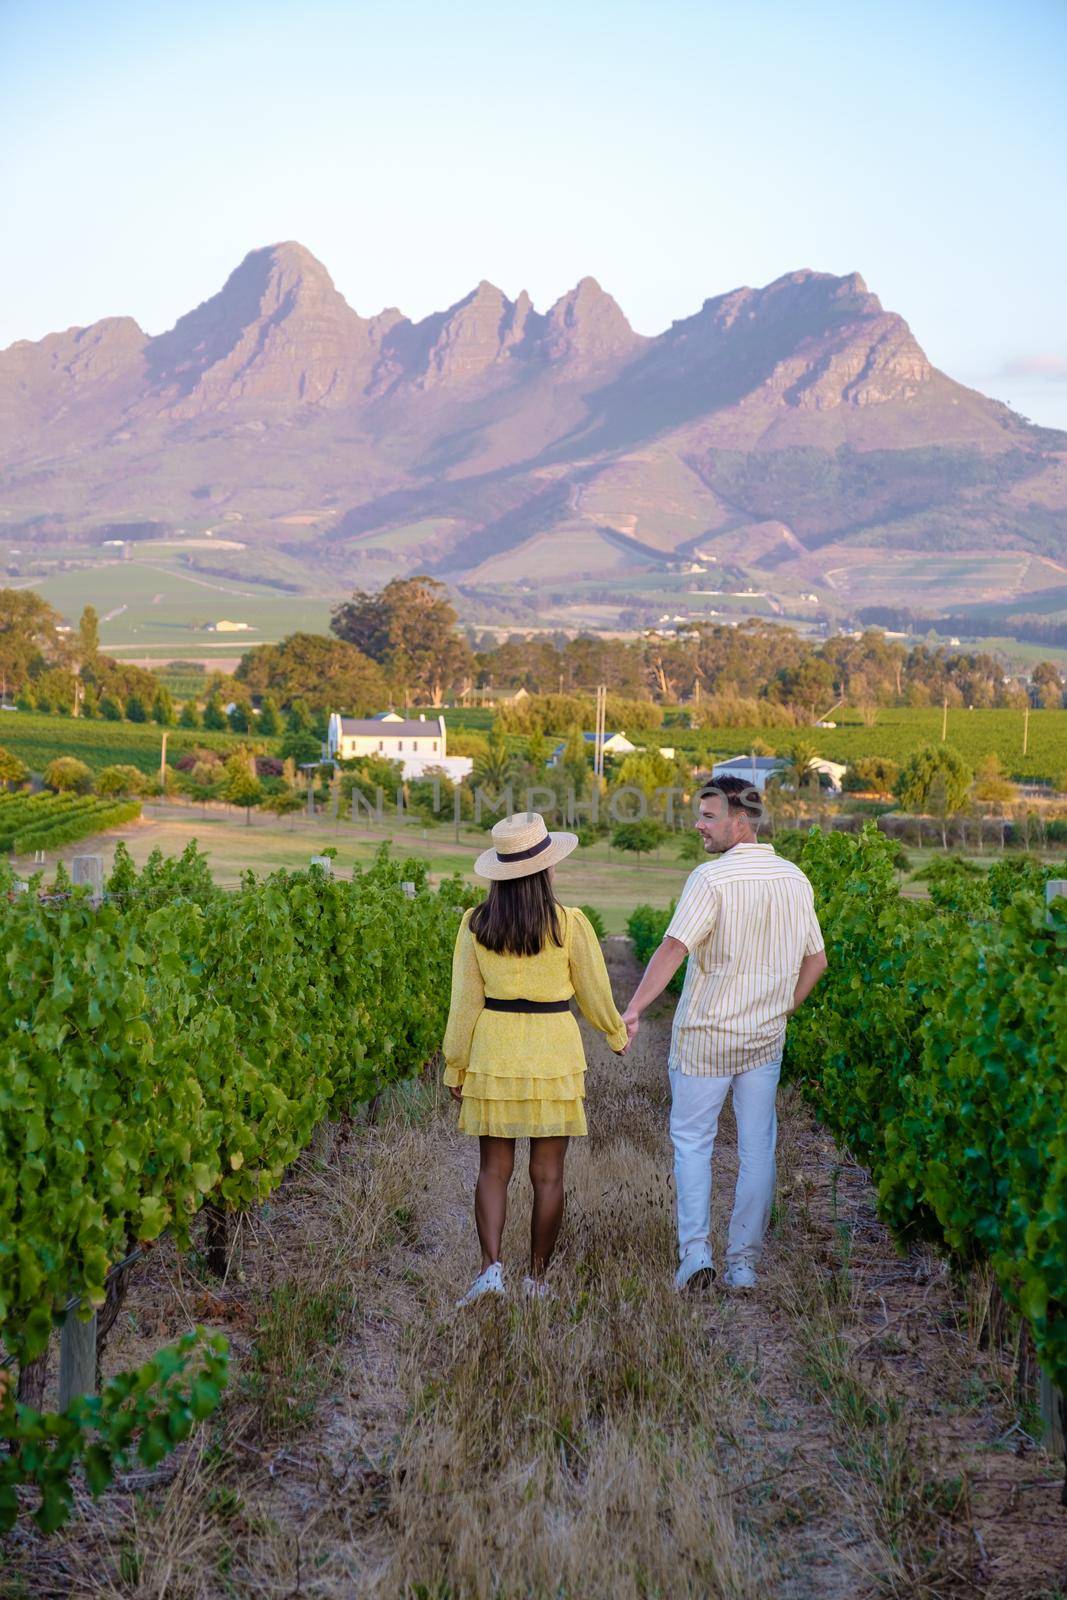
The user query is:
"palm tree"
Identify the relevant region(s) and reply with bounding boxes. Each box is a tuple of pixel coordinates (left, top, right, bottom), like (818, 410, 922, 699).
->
(472, 727, 516, 795)
(780, 741, 821, 826)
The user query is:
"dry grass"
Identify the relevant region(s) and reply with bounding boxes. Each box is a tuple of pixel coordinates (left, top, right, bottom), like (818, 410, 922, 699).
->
(3, 945, 1066, 1598)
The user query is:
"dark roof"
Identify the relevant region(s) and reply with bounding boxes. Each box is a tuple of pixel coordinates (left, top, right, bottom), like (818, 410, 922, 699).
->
(337, 717, 441, 737)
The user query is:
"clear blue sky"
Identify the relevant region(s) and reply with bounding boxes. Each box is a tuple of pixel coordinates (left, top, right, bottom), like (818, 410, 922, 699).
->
(3, 0, 1066, 424)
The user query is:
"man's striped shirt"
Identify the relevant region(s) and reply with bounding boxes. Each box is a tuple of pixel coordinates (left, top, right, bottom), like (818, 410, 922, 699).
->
(665, 843, 824, 1077)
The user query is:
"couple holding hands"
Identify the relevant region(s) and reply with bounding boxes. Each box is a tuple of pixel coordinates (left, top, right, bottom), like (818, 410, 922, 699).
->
(442, 776, 828, 1308)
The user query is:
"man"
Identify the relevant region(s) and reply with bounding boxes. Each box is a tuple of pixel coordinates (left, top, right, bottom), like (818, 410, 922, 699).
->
(621, 776, 827, 1291)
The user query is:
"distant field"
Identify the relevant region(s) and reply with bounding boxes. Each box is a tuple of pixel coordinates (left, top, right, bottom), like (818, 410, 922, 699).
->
(12, 549, 333, 649)
(427, 703, 1067, 782)
(667, 706, 1067, 782)
(15, 804, 693, 933)
(0, 712, 277, 776)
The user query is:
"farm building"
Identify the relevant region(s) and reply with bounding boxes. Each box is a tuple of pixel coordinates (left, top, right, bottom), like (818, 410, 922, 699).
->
(325, 711, 473, 783)
(547, 731, 638, 767)
(711, 755, 848, 792)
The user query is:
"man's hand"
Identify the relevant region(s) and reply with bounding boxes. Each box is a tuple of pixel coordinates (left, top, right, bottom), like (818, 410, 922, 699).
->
(790, 949, 828, 1015)
(622, 936, 688, 1034)
(622, 1008, 640, 1048)
(449, 1084, 463, 1102)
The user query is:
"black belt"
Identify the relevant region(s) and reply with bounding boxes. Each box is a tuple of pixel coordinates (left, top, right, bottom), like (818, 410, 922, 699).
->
(483, 997, 571, 1013)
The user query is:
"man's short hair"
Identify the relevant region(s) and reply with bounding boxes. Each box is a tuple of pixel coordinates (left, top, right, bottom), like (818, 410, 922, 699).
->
(699, 775, 764, 825)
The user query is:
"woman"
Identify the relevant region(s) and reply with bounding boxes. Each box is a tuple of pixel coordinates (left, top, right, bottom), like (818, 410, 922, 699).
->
(443, 812, 629, 1306)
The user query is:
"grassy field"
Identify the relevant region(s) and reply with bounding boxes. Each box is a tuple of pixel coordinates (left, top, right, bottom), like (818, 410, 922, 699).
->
(14, 804, 693, 931)
(14, 548, 333, 651)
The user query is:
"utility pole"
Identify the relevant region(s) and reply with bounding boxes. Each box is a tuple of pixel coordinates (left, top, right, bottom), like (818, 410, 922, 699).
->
(1023, 699, 1030, 757)
(941, 696, 948, 742)
(159, 729, 168, 794)
(593, 683, 607, 780)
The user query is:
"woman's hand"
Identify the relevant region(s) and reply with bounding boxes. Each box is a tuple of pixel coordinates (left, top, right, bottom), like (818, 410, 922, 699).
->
(449, 1084, 463, 1103)
(622, 1008, 640, 1048)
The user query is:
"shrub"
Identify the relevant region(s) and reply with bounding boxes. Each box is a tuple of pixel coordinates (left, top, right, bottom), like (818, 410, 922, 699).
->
(96, 764, 149, 798)
(0, 747, 29, 788)
(578, 904, 606, 939)
(42, 756, 93, 795)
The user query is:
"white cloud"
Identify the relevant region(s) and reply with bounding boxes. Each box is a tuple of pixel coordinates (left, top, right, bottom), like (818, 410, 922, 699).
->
(997, 354, 1067, 381)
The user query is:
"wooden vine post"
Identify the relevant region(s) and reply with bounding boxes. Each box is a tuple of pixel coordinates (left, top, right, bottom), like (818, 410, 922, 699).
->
(57, 856, 104, 1406)
(1042, 878, 1066, 1461)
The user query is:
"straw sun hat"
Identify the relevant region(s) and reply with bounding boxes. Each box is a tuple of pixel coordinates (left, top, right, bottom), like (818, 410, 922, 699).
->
(473, 812, 579, 881)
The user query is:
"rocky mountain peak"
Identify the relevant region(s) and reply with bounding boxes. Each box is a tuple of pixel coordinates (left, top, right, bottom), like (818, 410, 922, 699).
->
(144, 242, 375, 413)
(541, 277, 638, 364)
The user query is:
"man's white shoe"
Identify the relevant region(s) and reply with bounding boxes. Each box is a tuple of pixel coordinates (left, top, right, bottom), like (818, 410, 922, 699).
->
(723, 1258, 758, 1290)
(456, 1262, 505, 1307)
(674, 1244, 716, 1293)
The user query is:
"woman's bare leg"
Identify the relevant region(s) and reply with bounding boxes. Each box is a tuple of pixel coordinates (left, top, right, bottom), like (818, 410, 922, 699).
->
(475, 1136, 515, 1270)
(529, 1136, 569, 1277)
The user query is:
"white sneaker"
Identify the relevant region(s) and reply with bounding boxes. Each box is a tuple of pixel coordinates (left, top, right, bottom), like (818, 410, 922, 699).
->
(723, 1258, 758, 1290)
(456, 1262, 505, 1307)
(523, 1275, 554, 1301)
(674, 1244, 716, 1293)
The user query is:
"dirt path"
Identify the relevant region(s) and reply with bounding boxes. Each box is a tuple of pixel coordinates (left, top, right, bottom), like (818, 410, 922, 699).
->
(4, 940, 1065, 1598)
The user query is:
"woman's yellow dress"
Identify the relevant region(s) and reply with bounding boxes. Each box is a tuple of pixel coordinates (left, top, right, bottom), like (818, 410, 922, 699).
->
(442, 905, 628, 1138)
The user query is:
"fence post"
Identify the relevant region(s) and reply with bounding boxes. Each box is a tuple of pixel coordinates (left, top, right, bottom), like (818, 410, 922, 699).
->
(71, 855, 104, 902)
(310, 855, 333, 875)
(57, 856, 104, 1404)
(1041, 879, 1066, 1460)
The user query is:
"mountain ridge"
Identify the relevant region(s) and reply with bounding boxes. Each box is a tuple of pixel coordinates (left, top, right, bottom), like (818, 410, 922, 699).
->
(1, 242, 1064, 607)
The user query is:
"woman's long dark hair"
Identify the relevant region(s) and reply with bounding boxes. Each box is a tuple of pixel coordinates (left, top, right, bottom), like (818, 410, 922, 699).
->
(469, 869, 564, 956)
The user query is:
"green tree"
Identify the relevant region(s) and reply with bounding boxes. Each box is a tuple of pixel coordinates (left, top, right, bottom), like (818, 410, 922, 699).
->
(331, 575, 473, 706)
(97, 764, 149, 798)
(151, 686, 175, 726)
(125, 693, 147, 723)
(0, 746, 29, 788)
(676, 828, 705, 863)
(1031, 661, 1063, 709)
(42, 756, 93, 794)
(99, 693, 123, 721)
(178, 700, 201, 729)
(280, 727, 322, 766)
(286, 698, 312, 733)
(261, 788, 304, 826)
(610, 818, 665, 865)
(222, 753, 263, 825)
(846, 756, 901, 795)
(561, 726, 591, 794)
(970, 752, 1015, 841)
(228, 701, 250, 733)
(0, 587, 64, 698)
(202, 695, 227, 731)
(185, 760, 224, 805)
(77, 604, 100, 668)
(258, 695, 281, 736)
(472, 725, 515, 793)
(894, 743, 972, 818)
(235, 632, 388, 714)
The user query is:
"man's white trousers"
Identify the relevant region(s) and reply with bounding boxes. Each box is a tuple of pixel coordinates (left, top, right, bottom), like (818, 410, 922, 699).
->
(668, 1057, 781, 1266)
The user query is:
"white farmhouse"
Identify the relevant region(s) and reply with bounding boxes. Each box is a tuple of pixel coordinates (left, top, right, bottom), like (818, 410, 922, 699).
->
(326, 711, 473, 784)
(711, 755, 848, 793)
(547, 730, 638, 767)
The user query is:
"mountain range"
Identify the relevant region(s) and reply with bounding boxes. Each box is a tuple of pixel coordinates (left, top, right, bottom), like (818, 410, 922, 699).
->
(2, 241, 1066, 613)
